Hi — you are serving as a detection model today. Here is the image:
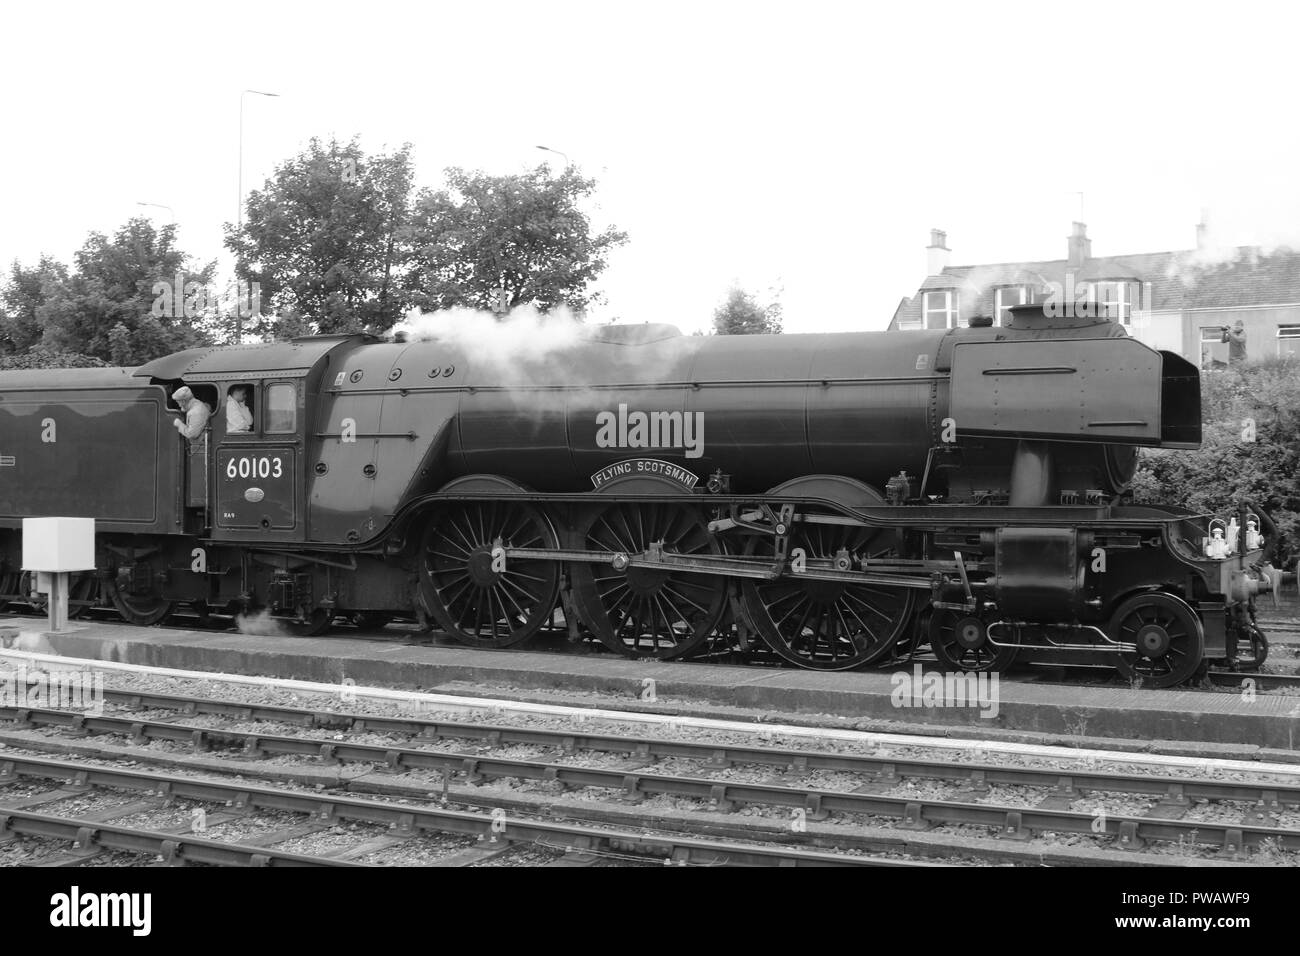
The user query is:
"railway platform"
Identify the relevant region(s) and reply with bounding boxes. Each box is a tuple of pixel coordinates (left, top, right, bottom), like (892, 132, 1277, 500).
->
(1, 620, 1297, 759)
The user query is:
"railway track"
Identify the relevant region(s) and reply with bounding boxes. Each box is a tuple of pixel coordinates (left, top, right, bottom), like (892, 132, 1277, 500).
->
(0, 804, 364, 866)
(0, 751, 925, 867)
(3, 687, 1296, 863)
(1207, 670, 1300, 693)
(1013, 663, 1300, 694)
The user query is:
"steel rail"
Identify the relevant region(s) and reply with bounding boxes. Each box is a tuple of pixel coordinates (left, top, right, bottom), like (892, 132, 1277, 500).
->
(0, 806, 362, 866)
(42, 688, 1300, 808)
(0, 753, 921, 867)
(1026, 664, 1300, 694)
(4, 704, 1297, 853)
(1206, 670, 1300, 693)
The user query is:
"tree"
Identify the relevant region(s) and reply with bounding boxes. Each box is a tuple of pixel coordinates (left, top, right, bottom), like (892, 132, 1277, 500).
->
(1, 256, 71, 355)
(225, 137, 416, 337)
(35, 218, 215, 364)
(2, 220, 213, 367)
(712, 286, 783, 334)
(405, 164, 627, 315)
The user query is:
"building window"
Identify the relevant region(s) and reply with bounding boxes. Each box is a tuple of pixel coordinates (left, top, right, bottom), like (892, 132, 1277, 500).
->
(265, 383, 297, 434)
(922, 290, 960, 329)
(1094, 281, 1133, 324)
(994, 286, 1027, 326)
(1199, 327, 1228, 370)
(1279, 325, 1300, 358)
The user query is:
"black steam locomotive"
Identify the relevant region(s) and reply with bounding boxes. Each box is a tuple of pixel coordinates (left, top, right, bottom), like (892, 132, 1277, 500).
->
(0, 304, 1272, 686)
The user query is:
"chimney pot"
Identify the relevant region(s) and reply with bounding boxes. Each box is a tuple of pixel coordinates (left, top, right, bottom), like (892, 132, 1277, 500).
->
(1067, 222, 1091, 269)
(926, 229, 950, 276)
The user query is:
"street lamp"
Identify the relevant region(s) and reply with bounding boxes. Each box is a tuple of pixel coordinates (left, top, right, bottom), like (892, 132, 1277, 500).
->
(238, 89, 280, 230)
(237, 89, 280, 344)
(535, 145, 571, 167)
(136, 201, 175, 224)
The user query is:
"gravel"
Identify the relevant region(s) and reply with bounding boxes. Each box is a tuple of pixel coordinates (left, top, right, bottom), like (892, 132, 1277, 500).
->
(4, 661, 1299, 866)
(75, 669, 1300, 792)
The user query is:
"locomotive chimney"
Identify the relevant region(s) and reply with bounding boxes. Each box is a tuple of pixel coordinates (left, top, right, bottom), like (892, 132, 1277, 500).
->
(926, 229, 950, 276)
(1067, 221, 1090, 269)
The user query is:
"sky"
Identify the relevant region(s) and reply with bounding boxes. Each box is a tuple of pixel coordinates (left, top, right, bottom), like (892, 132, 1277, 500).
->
(3, 0, 1300, 336)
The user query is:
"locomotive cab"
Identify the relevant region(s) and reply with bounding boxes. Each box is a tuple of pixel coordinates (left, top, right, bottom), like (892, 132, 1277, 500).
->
(133, 336, 365, 545)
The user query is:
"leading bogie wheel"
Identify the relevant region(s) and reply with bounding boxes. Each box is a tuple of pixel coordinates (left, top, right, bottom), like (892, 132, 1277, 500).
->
(1109, 591, 1204, 688)
(928, 610, 1018, 673)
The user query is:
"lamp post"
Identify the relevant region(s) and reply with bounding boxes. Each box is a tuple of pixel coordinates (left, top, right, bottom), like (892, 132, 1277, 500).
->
(136, 201, 176, 224)
(238, 89, 280, 229)
(237, 89, 279, 343)
(535, 144, 571, 167)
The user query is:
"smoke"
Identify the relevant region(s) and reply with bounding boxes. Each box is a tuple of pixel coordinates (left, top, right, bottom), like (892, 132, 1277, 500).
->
(956, 265, 1027, 319)
(395, 304, 588, 379)
(393, 304, 697, 414)
(1181, 196, 1300, 271)
(234, 608, 292, 636)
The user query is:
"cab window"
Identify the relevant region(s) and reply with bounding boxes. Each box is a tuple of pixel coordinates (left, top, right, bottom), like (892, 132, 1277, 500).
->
(226, 383, 255, 435)
(265, 383, 296, 434)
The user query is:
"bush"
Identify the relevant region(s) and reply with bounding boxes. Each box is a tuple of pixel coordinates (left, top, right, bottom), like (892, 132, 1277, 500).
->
(0, 348, 106, 370)
(1134, 356, 1300, 561)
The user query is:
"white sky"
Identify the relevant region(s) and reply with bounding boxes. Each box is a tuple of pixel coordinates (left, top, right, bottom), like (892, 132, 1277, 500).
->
(4, 0, 1300, 336)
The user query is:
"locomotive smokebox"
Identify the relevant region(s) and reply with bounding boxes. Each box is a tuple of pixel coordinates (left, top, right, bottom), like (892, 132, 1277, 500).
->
(949, 334, 1201, 449)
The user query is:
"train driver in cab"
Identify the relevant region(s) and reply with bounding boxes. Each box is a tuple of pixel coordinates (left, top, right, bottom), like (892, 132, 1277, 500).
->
(226, 385, 254, 433)
(171, 384, 211, 441)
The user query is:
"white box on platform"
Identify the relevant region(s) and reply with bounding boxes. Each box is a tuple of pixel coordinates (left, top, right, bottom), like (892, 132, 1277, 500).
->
(22, 517, 95, 572)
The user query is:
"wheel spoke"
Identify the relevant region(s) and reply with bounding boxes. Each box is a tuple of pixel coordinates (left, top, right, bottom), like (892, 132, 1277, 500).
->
(661, 582, 709, 616)
(574, 501, 724, 660)
(421, 498, 558, 648)
(1110, 594, 1203, 688)
(742, 504, 912, 670)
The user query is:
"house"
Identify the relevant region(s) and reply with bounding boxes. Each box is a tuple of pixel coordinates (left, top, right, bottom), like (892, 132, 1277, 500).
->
(890, 224, 1300, 365)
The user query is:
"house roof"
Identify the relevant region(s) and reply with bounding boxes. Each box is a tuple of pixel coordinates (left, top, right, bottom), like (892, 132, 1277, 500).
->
(1181, 246, 1300, 309)
(892, 243, 1300, 328)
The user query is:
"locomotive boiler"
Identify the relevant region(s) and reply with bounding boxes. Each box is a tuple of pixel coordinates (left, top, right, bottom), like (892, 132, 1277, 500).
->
(0, 304, 1271, 687)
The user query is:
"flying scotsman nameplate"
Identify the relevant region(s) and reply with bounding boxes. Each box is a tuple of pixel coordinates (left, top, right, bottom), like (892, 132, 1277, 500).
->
(591, 458, 699, 490)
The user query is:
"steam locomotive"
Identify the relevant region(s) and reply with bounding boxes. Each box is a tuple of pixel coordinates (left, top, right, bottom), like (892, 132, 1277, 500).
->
(0, 304, 1272, 686)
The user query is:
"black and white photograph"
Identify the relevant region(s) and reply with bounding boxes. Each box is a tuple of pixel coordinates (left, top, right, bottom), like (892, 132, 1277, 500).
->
(0, 0, 1292, 935)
